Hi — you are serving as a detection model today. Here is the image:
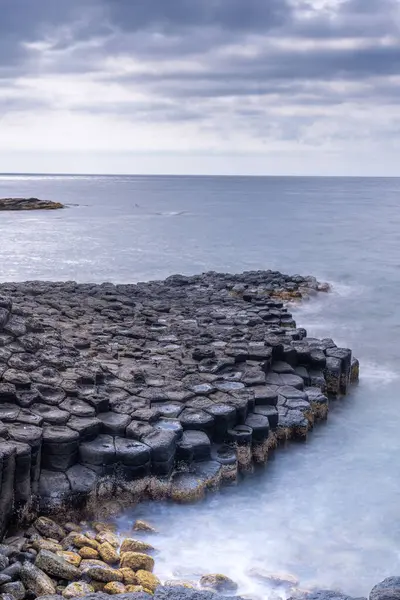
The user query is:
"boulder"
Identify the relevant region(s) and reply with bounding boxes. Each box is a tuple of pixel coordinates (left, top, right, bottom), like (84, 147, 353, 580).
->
(200, 574, 238, 593)
(119, 568, 138, 585)
(56, 552, 82, 568)
(154, 586, 243, 600)
(120, 552, 154, 572)
(62, 582, 95, 599)
(289, 592, 362, 600)
(135, 571, 161, 592)
(120, 540, 154, 555)
(133, 521, 157, 533)
(103, 582, 126, 594)
(35, 550, 81, 581)
(98, 543, 119, 565)
(20, 562, 57, 597)
(80, 565, 123, 583)
(0, 581, 25, 600)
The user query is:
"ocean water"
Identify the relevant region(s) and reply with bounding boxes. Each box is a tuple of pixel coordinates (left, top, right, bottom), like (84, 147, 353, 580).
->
(1, 174, 400, 597)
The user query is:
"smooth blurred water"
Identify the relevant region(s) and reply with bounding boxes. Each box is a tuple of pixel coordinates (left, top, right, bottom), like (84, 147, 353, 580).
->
(1, 174, 400, 596)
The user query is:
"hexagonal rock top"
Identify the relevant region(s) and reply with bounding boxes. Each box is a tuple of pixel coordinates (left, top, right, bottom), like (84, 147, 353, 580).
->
(0, 270, 357, 534)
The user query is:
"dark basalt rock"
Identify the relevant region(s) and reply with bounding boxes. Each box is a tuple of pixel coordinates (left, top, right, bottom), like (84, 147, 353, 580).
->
(66, 464, 98, 494)
(114, 437, 151, 467)
(0, 270, 357, 529)
(143, 430, 176, 462)
(154, 588, 245, 600)
(177, 430, 211, 462)
(244, 413, 270, 442)
(370, 577, 400, 600)
(79, 435, 116, 467)
(98, 412, 131, 436)
(179, 409, 215, 435)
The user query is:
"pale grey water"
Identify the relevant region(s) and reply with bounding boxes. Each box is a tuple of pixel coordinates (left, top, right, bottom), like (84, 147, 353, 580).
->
(1, 174, 400, 597)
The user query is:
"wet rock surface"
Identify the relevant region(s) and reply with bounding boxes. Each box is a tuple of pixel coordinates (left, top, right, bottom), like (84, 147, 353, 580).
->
(0, 271, 358, 532)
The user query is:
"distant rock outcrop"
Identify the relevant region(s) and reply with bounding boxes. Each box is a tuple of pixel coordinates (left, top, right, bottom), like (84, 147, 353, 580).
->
(0, 198, 64, 211)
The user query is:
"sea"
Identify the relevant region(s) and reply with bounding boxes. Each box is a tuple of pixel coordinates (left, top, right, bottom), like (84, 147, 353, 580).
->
(1, 174, 400, 597)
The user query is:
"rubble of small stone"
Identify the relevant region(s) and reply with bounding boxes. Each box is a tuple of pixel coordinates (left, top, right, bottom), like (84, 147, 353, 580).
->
(0, 270, 358, 537)
(0, 514, 243, 599)
(0, 198, 64, 211)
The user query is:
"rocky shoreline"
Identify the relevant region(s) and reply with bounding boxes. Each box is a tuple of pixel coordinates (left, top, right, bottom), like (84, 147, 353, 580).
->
(0, 198, 64, 211)
(0, 269, 365, 598)
(0, 513, 399, 600)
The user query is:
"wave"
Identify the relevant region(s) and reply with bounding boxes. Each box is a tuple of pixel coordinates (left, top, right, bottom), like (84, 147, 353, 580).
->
(154, 210, 189, 216)
(328, 280, 367, 298)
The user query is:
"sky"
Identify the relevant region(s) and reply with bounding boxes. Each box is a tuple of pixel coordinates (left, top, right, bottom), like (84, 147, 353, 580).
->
(0, 0, 399, 176)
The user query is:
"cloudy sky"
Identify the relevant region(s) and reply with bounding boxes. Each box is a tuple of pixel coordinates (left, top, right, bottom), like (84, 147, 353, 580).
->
(1, 0, 399, 175)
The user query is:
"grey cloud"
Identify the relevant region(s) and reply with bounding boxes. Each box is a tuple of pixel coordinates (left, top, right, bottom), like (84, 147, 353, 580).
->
(0, 0, 399, 145)
(72, 100, 204, 123)
(0, 0, 292, 72)
(103, 0, 291, 32)
(291, 0, 400, 39)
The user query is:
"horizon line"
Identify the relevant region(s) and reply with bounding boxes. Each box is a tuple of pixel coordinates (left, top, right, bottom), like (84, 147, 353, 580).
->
(1, 172, 400, 179)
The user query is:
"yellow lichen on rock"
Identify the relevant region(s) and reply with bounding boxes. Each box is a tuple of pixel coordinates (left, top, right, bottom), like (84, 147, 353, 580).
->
(133, 520, 157, 533)
(57, 551, 82, 568)
(120, 539, 154, 554)
(80, 565, 123, 583)
(164, 580, 195, 589)
(119, 567, 138, 585)
(62, 582, 94, 598)
(69, 534, 99, 551)
(135, 570, 161, 592)
(120, 552, 154, 572)
(79, 547, 99, 559)
(103, 582, 126, 595)
(126, 585, 145, 593)
(95, 531, 120, 548)
(79, 559, 108, 569)
(98, 542, 119, 565)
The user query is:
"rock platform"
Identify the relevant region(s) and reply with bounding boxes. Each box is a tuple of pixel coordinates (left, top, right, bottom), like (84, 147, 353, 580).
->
(0, 270, 359, 537)
(0, 198, 64, 211)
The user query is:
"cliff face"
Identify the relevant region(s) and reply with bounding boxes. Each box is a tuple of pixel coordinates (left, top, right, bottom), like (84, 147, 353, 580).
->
(0, 198, 64, 211)
(0, 271, 358, 536)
